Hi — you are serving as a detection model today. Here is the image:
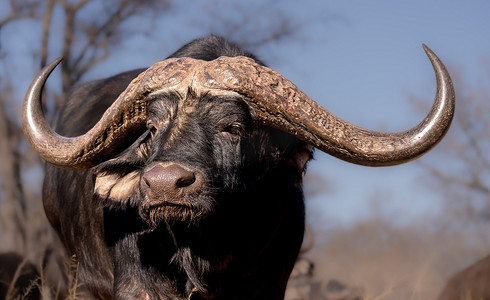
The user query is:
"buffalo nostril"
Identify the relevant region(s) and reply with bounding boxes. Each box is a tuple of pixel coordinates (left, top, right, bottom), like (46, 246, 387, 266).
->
(176, 173, 196, 188)
(143, 176, 151, 188)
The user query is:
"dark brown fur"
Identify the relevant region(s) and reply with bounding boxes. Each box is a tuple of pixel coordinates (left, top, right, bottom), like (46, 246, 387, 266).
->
(42, 36, 311, 299)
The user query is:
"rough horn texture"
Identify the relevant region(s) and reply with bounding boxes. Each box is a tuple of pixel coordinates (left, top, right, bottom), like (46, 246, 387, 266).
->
(197, 45, 454, 166)
(23, 46, 454, 169)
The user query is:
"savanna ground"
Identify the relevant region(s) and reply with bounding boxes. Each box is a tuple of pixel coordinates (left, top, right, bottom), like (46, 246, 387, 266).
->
(303, 206, 490, 299)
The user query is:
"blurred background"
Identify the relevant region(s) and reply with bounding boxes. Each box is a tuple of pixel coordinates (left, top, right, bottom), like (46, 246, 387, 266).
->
(1, 0, 490, 299)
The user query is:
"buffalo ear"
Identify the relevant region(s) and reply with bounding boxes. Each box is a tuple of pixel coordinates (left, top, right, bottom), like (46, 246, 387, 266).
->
(292, 144, 314, 175)
(94, 171, 140, 202)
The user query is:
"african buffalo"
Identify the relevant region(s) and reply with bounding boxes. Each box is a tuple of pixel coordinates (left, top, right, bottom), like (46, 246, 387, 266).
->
(438, 253, 490, 300)
(22, 35, 454, 299)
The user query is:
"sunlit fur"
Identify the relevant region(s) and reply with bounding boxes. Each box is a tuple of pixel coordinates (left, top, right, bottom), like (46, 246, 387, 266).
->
(42, 35, 312, 299)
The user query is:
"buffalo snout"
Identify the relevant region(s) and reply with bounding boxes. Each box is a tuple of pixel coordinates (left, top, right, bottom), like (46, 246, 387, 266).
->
(141, 163, 203, 206)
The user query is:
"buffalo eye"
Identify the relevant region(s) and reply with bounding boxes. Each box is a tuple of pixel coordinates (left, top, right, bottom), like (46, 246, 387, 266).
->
(148, 124, 158, 137)
(221, 123, 245, 137)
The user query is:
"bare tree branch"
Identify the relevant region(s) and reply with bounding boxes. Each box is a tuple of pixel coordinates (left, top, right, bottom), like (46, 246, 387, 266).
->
(0, 0, 42, 256)
(57, 0, 171, 94)
(0, 0, 38, 29)
(40, 0, 55, 68)
(207, 2, 306, 49)
(414, 64, 490, 223)
(0, 84, 27, 253)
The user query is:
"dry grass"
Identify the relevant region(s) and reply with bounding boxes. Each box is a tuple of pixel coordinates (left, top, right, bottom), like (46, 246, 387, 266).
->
(2, 188, 490, 299)
(64, 255, 86, 300)
(1, 255, 39, 300)
(2, 203, 490, 299)
(1, 252, 89, 300)
(3, 225, 489, 299)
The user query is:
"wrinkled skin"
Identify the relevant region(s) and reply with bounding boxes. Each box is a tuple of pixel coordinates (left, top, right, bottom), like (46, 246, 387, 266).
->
(43, 36, 310, 299)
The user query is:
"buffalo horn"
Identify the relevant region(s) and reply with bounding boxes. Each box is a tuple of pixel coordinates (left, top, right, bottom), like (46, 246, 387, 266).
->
(23, 45, 454, 169)
(200, 45, 455, 166)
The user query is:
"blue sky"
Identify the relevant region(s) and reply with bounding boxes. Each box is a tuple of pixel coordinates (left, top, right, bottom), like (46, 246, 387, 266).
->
(296, 1, 490, 226)
(3, 1, 490, 227)
(289, 1, 490, 226)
